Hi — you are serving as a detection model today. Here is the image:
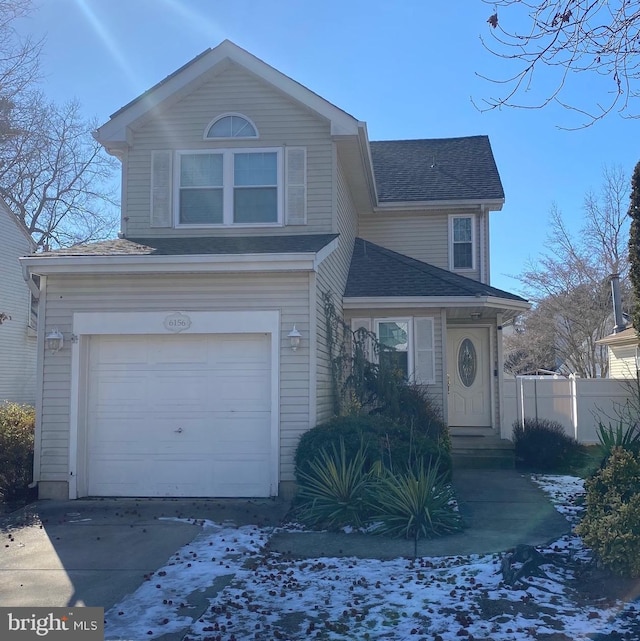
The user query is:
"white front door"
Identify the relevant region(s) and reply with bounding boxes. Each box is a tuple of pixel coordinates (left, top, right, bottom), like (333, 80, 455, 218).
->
(447, 327, 492, 427)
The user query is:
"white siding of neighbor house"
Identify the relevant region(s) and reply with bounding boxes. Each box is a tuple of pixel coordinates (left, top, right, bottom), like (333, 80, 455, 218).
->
(0, 206, 36, 404)
(314, 156, 358, 426)
(38, 272, 312, 487)
(124, 63, 334, 237)
(344, 309, 445, 416)
(609, 344, 638, 379)
(358, 208, 484, 282)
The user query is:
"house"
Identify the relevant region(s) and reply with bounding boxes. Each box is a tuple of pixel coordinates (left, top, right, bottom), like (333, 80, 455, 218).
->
(0, 199, 37, 404)
(596, 273, 637, 379)
(20, 40, 529, 500)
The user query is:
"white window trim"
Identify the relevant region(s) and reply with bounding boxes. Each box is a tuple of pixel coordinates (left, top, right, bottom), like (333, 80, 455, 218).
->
(203, 112, 259, 140)
(174, 147, 283, 228)
(449, 214, 476, 272)
(374, 317, 413, 376)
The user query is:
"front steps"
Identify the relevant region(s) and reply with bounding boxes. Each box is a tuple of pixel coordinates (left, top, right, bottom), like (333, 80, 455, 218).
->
(450, 431, 515, 469)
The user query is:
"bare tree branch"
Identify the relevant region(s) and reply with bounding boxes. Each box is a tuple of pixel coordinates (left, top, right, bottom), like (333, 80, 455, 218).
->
(479, 0, 640, 127)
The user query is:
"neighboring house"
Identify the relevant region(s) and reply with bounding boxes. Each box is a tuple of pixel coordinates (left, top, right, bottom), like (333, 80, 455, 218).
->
(20, 40, 529, 500)
(597, 328, 638, 379)
(0, 199, 37, 404)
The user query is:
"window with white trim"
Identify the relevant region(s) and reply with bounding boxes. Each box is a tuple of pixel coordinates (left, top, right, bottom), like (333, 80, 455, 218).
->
(176, 148, 281, 226)
(371, 317, 435, 384)
(376, 318, 412, 379)
(450, 215, 475, 270)
(205, 114, 258, 139)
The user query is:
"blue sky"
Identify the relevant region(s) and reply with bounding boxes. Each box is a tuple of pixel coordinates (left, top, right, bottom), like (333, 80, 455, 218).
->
(15, 0, 639, 297)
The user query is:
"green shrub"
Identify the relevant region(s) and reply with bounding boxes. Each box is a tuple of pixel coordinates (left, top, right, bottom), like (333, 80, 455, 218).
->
(370, 460, 463, 553)
(576, 447, 640, 577)
(596, 419, 640, 462)
(512, 417, 586, 471)
(0, 403, 35, 501)
(295, 414, 451, 482)
(295, 439, 373, 529)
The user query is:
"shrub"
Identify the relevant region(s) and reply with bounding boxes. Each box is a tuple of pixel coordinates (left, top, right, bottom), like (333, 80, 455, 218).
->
(596, 419, 640, 462)
(0, 403, 36, 501)
(512, 417, 586, 471)
(370, 460, 463, 554)
(295, 439, 373, 529)
(295, 415, 451, 482)
(576, 447, 640, 577)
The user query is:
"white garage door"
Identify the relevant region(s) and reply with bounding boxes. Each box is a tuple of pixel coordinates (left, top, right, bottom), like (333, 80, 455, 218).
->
(86, 333, 272, 497)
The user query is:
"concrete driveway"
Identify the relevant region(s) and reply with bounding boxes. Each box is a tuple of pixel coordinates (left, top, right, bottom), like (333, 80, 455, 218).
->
(0, 497, 290, 610)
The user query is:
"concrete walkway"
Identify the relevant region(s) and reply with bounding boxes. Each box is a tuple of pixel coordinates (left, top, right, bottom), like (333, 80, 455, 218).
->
(268, 469, 571, 559)
(0, 470, 570, 609)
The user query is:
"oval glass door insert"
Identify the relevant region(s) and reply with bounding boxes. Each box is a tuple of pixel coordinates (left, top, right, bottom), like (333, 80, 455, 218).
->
(458, 338, 477, 387)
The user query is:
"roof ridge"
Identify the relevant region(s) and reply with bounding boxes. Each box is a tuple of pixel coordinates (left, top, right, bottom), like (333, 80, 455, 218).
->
(370, 135, 489, 144)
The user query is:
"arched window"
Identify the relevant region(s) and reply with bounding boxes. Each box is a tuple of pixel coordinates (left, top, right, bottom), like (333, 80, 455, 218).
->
(204, 113, 258, 139)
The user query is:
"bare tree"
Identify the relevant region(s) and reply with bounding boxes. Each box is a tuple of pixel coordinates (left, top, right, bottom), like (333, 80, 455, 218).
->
(480, 1, 640, 126)
(505, 166, 632, 377)
(0, 0, 118, 248)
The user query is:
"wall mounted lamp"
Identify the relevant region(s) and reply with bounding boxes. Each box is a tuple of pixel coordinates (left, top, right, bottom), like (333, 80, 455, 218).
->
(45, 328, 64, 354)
(288, 325, 301, 351)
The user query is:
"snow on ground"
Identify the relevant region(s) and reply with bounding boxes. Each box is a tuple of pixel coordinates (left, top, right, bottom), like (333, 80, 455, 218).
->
(105, 476, 640, 641)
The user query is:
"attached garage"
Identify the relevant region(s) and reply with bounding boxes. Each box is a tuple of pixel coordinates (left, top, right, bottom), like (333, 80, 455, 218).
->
(86, 333, 271, 497)
(67, 310, 281, 500)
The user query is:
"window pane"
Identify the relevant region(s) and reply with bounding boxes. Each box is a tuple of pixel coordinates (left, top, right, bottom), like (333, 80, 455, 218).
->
(454, 243, 473, 269)
(378, 321, 408, 351)
(380, 350, 408, 378)
(180, 189, 223, 224)
(453, 217, 472, 242)
(207, 115, 256, 138)
(180, 154, 222, 187)
(234, 152, 277, 186)
(234, 187, 277, 223)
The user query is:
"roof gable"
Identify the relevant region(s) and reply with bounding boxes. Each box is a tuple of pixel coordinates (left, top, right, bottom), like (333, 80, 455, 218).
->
(96, 40, 361, 149)
(370, 136, 504, 204)
(345, 238, 526, 301)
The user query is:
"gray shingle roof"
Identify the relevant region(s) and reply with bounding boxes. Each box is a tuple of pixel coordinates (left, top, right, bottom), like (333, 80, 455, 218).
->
(370, 136, 504, 203)
(345, 238, 527, 301)
(33, 234, 338, 257)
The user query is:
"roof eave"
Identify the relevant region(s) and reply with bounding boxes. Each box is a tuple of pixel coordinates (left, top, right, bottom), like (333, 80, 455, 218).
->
(373, 198, 505, 212)
(20, 248, 336, 276)
(343, 295, 530, 310)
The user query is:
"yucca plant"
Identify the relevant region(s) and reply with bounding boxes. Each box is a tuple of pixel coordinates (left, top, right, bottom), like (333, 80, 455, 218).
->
(295, 439, 373, 529)
(370, 459, 463, 556)
(597, 420, 640, 461)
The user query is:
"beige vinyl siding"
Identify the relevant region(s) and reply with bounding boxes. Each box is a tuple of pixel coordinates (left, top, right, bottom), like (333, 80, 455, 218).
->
(124, 63, 333, 237)
(344, 309, 445, 415)
(609, 344, 638, 379)
(39, 272, 312, 484)
(358, 208, 482, 281)
(0, 208, 36, 404)
(314, 157, 358, 424)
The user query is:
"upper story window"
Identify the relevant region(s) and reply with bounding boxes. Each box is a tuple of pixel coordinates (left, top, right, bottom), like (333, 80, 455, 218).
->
(177, 148, 281, 226)
(449, 214, 475, 271)
(205, 113, 258, 139)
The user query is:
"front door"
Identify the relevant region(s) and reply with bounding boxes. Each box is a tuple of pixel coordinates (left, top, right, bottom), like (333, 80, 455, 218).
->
(447, 327, 492, 427)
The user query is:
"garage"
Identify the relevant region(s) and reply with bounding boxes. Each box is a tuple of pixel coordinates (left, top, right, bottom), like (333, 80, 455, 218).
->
(85, 332, 272, 497)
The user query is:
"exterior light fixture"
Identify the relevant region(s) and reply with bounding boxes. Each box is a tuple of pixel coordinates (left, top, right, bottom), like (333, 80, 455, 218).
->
(288, 325, 301, 351)
(45, 328, 64, 353)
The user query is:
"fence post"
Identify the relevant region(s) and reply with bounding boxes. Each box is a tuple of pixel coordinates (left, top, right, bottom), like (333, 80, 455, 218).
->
(570, 374, 579, 440)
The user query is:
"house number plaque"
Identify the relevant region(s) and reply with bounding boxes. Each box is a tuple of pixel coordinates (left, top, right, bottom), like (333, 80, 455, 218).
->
(164, 312, 192, 333)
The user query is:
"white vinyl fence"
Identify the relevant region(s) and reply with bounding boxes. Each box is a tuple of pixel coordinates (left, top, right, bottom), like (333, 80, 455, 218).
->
(502, 376, 638, 443)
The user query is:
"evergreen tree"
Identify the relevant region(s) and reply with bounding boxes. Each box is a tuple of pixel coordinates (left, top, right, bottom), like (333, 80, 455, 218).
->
(630, 161, 640, 334)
